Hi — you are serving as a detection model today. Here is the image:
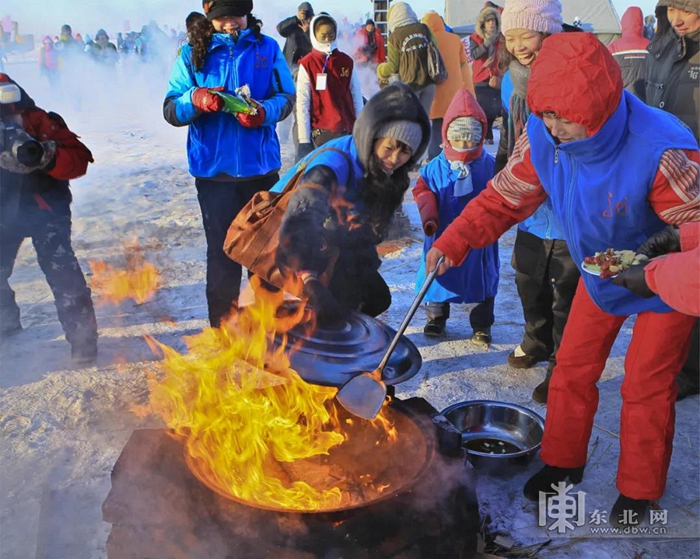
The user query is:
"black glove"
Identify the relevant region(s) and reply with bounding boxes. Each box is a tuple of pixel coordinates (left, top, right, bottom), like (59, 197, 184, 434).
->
(303, 278, 349, 327)
(0, 140, 56, 174)
(637, 226, 681, 258)
(611, 261, 655, 298)
(296, 142, 314, 160)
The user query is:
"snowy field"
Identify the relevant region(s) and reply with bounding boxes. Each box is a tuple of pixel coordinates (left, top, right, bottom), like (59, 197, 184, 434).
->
(1, 57, 699, 559)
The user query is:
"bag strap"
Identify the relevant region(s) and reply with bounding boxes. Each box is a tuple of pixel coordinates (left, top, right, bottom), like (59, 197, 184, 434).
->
(280, 146, 355, 196)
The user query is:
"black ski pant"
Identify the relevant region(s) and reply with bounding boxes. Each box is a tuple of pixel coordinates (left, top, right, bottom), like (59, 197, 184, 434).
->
(511, 228, 580, 365)
(195, 174, 279, 328)
(0, 202, 97, 346)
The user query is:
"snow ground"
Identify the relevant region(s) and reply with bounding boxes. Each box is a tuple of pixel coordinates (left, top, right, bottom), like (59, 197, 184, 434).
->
(1, 59, 699, 559)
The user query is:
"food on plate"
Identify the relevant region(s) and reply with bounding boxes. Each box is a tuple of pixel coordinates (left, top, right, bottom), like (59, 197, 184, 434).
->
(583, 249, 648, 279)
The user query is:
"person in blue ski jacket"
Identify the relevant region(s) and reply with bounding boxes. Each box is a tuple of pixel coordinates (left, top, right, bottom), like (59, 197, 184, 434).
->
(163, 0, 295, 327)
(272, 83, 430, 326)
(493, 0, 581, 405)
(413, 88, 499, 345)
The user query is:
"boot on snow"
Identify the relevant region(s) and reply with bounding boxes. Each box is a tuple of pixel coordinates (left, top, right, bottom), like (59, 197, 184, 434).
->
(524, 464, 585, 502)
(610, 494, 650, 527)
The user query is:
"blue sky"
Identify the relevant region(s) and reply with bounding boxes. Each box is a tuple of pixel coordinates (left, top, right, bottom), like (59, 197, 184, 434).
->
(3, 0, 660, 38)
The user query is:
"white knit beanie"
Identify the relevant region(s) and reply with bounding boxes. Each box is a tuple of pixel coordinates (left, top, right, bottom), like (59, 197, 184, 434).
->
(447, 117, 483, 144)
(376, 120, 423, 154)
(501, 0, 563, 35)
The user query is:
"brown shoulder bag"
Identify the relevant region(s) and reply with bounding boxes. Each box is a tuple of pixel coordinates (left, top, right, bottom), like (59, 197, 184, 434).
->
(223, 147, 352, 294)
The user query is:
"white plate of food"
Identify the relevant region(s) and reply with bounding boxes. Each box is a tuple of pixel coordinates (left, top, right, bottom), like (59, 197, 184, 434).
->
(582, 249, 648, 279)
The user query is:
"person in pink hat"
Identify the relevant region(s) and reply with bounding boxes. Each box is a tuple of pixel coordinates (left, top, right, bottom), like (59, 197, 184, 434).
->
(495, 0, 581, 406)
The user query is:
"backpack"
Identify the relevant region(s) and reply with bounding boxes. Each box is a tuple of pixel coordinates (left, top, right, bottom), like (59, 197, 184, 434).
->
(426, 40, 448, 85)
(397, 24, 448, 87)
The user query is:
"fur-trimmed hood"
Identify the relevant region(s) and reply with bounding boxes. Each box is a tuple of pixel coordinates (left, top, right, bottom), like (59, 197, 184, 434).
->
(476, 7, 501, 39)
(655, 0, 700, 35)
(352, 82, 430, 169)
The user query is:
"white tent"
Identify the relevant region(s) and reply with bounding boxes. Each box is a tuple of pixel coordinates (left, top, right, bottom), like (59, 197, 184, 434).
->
(446, 0, 622, 43)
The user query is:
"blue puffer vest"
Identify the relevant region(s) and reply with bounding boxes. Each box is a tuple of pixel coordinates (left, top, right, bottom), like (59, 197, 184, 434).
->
(527, 90, 697, 315)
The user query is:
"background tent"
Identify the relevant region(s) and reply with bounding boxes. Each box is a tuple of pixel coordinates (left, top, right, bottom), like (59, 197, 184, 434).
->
(447, 0, 622, 44)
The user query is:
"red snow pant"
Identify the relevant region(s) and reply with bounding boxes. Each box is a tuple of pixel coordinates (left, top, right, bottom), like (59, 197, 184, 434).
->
(540, 279, 696, 500)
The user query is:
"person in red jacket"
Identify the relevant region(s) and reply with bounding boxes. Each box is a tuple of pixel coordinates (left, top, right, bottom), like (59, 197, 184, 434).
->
(607, 6, 650, 98)
(296, 12, 364, 159)
(469, 6, 502, 144)
(354, 19, 386, 66)
(614, 223, 700, 317)
(425, 33, 699, 526)
(0, 73, 98, 363)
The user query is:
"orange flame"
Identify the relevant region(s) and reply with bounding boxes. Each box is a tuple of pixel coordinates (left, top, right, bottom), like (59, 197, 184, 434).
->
(89, 240, 160, 305)
(143, 276, 358, 511)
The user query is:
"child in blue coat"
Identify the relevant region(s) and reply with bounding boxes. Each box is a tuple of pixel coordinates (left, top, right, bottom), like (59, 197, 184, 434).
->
(413, 88, 499, 344)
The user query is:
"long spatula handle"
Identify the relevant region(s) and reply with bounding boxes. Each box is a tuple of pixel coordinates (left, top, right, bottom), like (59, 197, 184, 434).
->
(376, 256, 445, 372)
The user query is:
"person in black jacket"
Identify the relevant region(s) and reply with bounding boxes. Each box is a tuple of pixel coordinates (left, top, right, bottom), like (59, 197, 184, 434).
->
(645, 0, 699, 142)
(277, 2, 314, 68)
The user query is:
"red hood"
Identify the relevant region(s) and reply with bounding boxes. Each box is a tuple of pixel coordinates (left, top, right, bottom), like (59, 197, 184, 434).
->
(527, 33, 623, 137)
(607, 7, 649, 53)
(441, 88, 487, 163)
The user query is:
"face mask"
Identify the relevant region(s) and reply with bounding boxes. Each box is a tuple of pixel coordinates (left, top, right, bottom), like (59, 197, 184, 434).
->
(450, 145, 479, 153)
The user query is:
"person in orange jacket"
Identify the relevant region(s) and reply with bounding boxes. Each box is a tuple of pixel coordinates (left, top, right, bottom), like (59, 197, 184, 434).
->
(425, 33, 699, 527)
(421, 11, 475, 161)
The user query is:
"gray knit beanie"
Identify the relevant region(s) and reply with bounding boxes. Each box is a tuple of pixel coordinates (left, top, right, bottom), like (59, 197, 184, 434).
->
(375, 120, 423, 154)
(447, 116, 483, 144)
(501, 0, 563, 35)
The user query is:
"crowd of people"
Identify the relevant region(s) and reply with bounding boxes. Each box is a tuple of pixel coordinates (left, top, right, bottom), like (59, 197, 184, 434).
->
(0, 0, 697, 534)
(34, 21, 178, 86)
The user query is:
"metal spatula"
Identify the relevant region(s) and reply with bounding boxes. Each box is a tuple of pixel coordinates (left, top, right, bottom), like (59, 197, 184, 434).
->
(336, 256, 445, 420)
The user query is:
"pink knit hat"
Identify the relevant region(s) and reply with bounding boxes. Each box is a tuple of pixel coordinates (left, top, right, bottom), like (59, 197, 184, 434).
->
(501, 0, 563, 35)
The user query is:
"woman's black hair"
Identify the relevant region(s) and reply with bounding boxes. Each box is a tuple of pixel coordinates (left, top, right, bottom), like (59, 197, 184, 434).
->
(189, 13, 264, 72)
(361, 155, 410, 239)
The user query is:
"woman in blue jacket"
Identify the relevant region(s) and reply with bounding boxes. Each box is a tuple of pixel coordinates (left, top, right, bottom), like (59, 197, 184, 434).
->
(273, 83, 430, 326)
(163, 0, 295, 327)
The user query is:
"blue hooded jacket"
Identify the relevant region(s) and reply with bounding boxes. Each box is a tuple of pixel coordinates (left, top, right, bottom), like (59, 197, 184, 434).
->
(501, 69, 566, 241)
(164, 30, 295, 179)
(416, 88, 499, 304)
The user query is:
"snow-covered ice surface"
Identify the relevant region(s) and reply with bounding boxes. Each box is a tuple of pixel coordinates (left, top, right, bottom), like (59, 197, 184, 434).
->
(1, 59, 699, 559)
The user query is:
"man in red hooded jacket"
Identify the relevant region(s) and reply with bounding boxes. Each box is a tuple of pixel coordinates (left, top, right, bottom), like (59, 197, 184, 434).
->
(0, 73, 98, 363)
(426, 33, 699, 526)
(607, 6, 650, 98)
